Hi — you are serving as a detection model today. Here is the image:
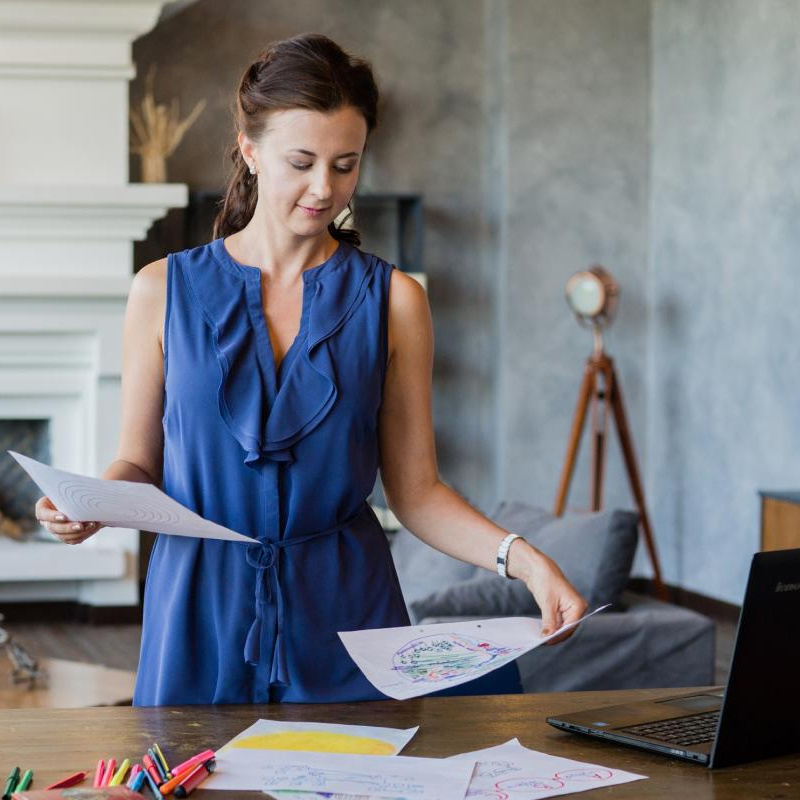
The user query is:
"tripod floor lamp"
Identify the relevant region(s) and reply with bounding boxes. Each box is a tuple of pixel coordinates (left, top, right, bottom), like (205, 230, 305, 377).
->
(554, 266, 666, 600)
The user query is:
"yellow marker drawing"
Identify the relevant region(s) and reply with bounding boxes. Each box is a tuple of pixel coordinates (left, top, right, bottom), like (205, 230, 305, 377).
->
(231, 731, 395, 755)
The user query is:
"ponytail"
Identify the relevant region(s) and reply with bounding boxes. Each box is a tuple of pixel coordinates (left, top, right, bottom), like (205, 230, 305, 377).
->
(212, 145, 258, 240)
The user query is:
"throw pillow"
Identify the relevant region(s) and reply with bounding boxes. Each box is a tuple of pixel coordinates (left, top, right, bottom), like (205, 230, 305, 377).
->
(410, 503, 639, 622)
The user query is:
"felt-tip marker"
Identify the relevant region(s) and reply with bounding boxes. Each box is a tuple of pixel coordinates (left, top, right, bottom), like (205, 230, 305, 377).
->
(128, 771, 147, 793)
(109, 758, 131, 786)
(101, 758, 116, 788)
(153, 742, 172, 780)
(2, 767, 20, 800)
(16, 770, 33, 792)
(170, 749, 215, 776)
(147, 748, 167, 783)
(44, 771, 88, 790)
(141, 764, 163, 799)
(173, 758, 215, 798)
(143, 753, 163, 786)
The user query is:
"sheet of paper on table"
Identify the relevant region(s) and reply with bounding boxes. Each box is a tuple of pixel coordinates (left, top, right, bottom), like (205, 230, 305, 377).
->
(207, 719, 418, 798)
(449, 737, 647, 798)
(206, 748, 474, 800)
(8, 451, 251, 542)
(338, 605, 609, 700)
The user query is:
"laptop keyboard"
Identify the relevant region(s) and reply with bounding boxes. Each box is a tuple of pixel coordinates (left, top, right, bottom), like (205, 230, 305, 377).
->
(618, 710, 720, 748)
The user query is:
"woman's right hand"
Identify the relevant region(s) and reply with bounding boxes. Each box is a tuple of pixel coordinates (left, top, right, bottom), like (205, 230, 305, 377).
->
(34, 496, 104, 545)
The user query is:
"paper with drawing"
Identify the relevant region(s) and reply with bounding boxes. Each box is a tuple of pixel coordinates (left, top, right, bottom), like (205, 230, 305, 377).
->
(450, 738, 647, 798)
(338, 606, 608, 700)
(9, 451, 251, 542)
(208, 749, 473, 800)
(206, 719, 418, 796)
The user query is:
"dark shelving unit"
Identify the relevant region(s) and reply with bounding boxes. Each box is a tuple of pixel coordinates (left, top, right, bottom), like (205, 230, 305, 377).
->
(134, 190, 424, 274)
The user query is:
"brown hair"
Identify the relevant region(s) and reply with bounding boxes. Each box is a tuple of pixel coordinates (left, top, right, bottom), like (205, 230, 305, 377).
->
(212, 33, 378, 245)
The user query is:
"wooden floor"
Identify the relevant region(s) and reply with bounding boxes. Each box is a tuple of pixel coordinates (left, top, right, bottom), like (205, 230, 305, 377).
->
(3, 622, 142, 672)
(4, 617, 738, 686)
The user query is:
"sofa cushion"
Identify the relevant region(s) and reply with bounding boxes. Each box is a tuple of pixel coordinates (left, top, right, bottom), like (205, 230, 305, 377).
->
(390, 525, 478, 609)
(409, 503, 639, 622)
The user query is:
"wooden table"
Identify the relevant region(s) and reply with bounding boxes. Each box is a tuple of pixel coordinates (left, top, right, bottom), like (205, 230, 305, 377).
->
(0, 688, 797, 798)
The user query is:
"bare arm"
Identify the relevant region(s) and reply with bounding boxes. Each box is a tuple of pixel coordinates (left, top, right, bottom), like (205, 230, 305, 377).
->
(36, 258, 168, 543)
(378, 270, 587, 639)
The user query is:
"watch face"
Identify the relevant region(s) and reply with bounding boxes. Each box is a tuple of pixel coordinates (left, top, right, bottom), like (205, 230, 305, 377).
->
(566, 272, 605, 317)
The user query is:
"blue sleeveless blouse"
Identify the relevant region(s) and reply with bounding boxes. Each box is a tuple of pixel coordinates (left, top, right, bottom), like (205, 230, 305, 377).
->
(132, 236, 521, 705)
(132, 236, 412, 705)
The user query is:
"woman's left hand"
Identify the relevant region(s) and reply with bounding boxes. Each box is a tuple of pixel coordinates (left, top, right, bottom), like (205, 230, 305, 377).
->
(509, 543, 588, 645)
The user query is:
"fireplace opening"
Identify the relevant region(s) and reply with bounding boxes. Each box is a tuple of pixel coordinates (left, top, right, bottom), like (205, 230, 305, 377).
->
(0, 419, 51, 541)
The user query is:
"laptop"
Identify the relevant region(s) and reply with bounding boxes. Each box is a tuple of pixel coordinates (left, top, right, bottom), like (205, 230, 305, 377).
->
(547, 548, 800, 768)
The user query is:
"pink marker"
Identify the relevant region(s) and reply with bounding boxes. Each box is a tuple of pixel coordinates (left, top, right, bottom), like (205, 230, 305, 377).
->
(170, 749, 215, 776)
(100, 758, 116, 787)
(93, 759, 105, 788)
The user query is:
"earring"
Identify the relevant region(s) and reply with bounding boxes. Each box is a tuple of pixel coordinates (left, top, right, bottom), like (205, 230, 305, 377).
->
(248, 163, 257, 175)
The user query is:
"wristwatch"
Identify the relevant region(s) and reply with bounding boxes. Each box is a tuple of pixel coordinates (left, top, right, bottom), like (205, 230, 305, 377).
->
(496, 532, 521, 579)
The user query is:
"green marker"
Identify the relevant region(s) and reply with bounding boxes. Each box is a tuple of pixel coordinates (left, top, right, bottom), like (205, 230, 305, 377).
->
(16, 770, 33, 792)
(2, 766, 20, 800)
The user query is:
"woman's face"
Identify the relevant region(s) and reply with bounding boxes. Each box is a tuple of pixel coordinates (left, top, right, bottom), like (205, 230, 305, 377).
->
(241, 106, 367, 240)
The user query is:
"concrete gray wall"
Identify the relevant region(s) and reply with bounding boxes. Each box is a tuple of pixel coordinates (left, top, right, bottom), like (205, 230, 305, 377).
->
(650, 0, 800, 603)
(496, 0, 651, 523)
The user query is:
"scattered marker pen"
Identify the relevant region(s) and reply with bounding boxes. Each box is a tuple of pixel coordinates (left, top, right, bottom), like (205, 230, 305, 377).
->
(2, 766, 20, 800)
(141, 764, 163, 799)
(93, 759, 105, 788)
(44, 771, 87, 790)
(158, 762, 199, 796)
(100, 758, 116, 788)
(170, 749, 215, 776)
(127, 771, 147, 793)
(109, 758, 131, 786)
(143, 753, 163, 787)
(173, 758, 215, 798)
(16, 770, 33, 792)
(153, 742, 172, 780)
(148, 748, 167, 783)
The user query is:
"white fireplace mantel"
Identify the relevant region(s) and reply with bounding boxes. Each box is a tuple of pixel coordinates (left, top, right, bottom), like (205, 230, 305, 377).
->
(0, 0, 187, 607)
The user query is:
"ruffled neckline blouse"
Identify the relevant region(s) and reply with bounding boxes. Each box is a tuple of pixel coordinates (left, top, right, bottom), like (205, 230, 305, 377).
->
(181, 236, 377, 465)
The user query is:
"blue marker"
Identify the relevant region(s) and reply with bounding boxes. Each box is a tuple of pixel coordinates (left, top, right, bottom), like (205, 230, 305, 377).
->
(127, 771, 146, 793)
(141, 767, 162, 798)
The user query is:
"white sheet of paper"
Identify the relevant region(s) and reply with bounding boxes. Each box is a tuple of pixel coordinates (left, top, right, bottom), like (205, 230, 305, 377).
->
(449, 737, 647, 798)
(9, 451, 251, 542)
(207, 719, 418, 796)
(338, 605, 609, 700)
(206, 749, 473, 800)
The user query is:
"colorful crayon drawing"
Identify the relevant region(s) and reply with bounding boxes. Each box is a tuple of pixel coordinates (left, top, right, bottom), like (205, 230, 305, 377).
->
(465, 757, 619, 798)
(265, 764, 426, 795)
(554, 767, 613, 782)
(231, 730, 397, 755)
(391, 634, 523, 684)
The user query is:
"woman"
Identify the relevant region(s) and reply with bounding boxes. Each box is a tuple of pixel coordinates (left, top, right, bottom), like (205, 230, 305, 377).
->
(35, 33, 586, 705)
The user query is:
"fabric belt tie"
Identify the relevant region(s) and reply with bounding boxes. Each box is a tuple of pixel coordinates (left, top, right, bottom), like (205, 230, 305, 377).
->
(243, 503, 369, 686)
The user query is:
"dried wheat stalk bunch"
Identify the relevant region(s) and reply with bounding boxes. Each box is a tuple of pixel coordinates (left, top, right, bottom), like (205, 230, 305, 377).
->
(130, 64, 206, 182)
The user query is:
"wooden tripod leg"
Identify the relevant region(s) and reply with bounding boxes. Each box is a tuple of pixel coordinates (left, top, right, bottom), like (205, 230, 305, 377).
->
(554, 361, 595, 516)
(608, 364, 667, 600)
(590, 361, 613, 512)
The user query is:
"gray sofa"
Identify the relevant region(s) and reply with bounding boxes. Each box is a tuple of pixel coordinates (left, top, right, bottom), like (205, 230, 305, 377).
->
(389, 501, 716, 693)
